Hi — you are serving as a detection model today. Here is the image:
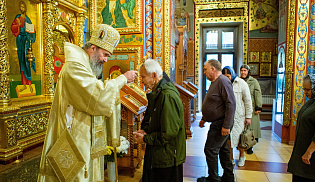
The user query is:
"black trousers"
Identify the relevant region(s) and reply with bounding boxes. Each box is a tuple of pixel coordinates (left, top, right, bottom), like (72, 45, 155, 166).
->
(293, 175, 315, 182)
(204, 122, 234, 182)
(151, 164, 183, 182)
(142, 147, 183, 182)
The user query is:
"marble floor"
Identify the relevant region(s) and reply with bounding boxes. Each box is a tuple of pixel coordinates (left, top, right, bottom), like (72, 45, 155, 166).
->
(0, 114, 293, 182)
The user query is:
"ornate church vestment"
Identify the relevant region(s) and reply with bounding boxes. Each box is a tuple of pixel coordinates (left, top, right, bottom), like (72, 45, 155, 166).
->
(38, 42, 125, 182)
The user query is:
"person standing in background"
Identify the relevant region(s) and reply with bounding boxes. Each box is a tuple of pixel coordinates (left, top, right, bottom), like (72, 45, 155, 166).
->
(222, 66, 252, 167)
(240, 65, 262, 154)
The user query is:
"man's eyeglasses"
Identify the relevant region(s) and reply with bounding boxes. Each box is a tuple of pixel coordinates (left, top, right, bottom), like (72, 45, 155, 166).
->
(302, 88, 311, 92)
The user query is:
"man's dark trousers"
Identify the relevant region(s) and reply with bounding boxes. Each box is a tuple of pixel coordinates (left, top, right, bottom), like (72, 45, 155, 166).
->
(204, 121, 234, 182)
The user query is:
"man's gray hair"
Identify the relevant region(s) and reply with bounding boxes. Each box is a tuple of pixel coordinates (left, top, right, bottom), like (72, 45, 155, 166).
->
(205, 59, 221, 71)
(83, 42, 97, 50)
(141, 59, 163, 77)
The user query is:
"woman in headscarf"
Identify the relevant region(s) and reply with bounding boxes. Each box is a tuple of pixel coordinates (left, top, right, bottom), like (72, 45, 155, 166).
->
(222, 66, 253, 167)
(288, 74, 315, 181)
(240, 64, 262, 155)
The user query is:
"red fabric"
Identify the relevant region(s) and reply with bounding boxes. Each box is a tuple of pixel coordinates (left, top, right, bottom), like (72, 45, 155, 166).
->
(54, 56, 64, 74)
(11, 17, 25, 37)
(21, 71, 31, 85)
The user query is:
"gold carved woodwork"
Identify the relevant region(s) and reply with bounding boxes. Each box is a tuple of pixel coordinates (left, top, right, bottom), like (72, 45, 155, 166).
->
(194, 0, 249, 4)
(0, 99, 51, 163)
(174, 83, 194, 137)
(199, 8, 244, 18)
(6, 119, 16, 147)
(0, 0, 10, 106)
(16, 112, 48, 139)
(42, 0, 56, 98)
(53, 0, 87, 47)
(183, 81, 198, 123)
(119, 84, 147, 177)
(283, 0, 295, 127)
(76, 12, 86, 47)
(175, 26, 188, 86)
(187, 40, 195, 77)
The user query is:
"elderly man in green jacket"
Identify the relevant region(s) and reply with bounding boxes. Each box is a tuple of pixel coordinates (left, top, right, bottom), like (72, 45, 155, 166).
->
(133, 59, 186, 182)
(240, 65, 262, 154)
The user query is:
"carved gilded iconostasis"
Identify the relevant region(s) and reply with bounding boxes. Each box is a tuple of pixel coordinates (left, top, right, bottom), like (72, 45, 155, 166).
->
(0, 0, 86, 163)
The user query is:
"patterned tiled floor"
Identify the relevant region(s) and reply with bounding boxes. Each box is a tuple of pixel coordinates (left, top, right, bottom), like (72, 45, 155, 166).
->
(118, 114, 293, 182)
(0, 114, 293, 182)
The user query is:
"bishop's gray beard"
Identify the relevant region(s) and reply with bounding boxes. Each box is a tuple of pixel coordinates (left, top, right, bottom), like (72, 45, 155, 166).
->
(89, 53, 103, 78)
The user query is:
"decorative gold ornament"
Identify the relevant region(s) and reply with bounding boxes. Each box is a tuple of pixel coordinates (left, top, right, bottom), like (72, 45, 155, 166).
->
(16, 112, 49, 139)
(164, 1, 171, 77)
(42, 0, 55, 98)
(283, 0, 296, 127)
(89, 24, 120, 54)
(27, 48, 35, 63)
(194, 0, 249, 4)
(47, 129, 86, 182)
(0, 0, 11, 106)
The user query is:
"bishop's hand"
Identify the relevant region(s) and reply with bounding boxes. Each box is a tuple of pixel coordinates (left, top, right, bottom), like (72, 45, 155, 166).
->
(123, 70, 138, 83)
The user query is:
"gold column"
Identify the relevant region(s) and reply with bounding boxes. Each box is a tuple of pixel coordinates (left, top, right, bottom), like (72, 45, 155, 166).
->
(0, 0, 11, 106)
(42, 0, 55, 98)
(76, 12, 86, 47)
(283, 0, 296, 126)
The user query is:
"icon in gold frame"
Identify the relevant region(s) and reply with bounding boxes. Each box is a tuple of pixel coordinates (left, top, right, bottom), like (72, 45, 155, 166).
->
(249, 52, 259, 62)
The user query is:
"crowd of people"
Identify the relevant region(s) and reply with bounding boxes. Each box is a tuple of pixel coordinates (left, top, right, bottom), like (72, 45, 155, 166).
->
(37, 23, 314, 182)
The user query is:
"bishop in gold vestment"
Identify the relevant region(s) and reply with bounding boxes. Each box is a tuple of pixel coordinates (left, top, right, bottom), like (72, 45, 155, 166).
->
(38, 24, 138, 182)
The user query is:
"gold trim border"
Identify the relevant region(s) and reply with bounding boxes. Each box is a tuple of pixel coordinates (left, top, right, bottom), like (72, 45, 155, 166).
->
(194, 0, 249, 4)
(91, 0, 143, 34)
(164, 0, 171, 76)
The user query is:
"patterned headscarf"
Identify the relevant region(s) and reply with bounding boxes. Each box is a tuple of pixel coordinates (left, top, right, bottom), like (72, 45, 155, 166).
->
(309, 74, 315, 98)
(222, 66, 237, 83)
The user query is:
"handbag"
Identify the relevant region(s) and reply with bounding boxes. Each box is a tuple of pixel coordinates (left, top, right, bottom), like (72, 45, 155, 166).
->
(238, 125, 257, 150)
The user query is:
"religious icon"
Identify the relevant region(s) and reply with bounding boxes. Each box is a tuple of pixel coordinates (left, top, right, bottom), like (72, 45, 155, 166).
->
(261, 52, 271, 62)
(109, 65, 122, 79)
(249, 52, 259, 62)
(260, 63, 272, 77)
(248, 63, 259, 76)
(101, 0, 136, 28)
(11, 1, 36, 97)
